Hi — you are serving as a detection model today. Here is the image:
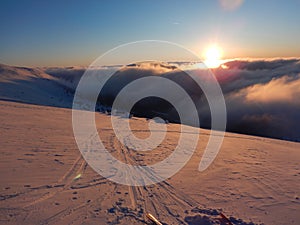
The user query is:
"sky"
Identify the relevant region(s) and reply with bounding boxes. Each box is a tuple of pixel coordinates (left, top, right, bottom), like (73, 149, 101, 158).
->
(0, 0, 300, 66)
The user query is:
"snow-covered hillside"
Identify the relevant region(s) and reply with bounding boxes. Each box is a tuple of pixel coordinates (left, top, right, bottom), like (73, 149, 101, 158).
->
(0, 63, 300, 224)
(0, 64, 73, 108)
(1, 100, 300, 225)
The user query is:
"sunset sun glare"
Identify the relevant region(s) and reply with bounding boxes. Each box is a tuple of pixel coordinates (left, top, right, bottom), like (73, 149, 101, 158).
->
(204, 45, 222, 68)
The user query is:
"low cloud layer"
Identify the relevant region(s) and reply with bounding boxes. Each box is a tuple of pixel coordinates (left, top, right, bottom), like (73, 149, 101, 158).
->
(45, 58, 300, 141)
(214, 58, 300, 141)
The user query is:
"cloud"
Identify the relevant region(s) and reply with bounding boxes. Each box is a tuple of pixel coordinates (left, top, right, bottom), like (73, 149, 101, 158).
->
(216, 58, 300, 141)
(44, 65, 122, 91)
(43, 58, 300, 141)
(245, 75, 300, 103)
(212, 58, 300, 93)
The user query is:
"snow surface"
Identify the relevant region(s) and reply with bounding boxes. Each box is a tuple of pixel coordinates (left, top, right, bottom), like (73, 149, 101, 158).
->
(0, 64, 300, 224)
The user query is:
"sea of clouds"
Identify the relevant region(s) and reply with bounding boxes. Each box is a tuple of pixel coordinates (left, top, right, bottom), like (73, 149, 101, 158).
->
(45, 58, 300, 141)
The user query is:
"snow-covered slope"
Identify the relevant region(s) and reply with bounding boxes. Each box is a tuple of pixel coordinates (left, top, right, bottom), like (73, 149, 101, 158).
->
(0, 100, 299, 225)
(0, 64, 73, 108)
(0, 63, 300, 224)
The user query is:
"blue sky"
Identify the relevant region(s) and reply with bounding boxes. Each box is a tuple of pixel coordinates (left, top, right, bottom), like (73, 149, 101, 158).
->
(1, 0, 300, 66)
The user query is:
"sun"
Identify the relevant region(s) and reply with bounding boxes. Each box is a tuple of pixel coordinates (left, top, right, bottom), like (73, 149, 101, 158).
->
(204, 45, 222, 68)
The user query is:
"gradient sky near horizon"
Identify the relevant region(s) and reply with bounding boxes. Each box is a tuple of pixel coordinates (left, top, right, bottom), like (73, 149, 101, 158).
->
(1, 0, 300, 66)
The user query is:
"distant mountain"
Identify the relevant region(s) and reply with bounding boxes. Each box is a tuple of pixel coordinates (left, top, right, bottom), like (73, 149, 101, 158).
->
(0, 64, 73, 108)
